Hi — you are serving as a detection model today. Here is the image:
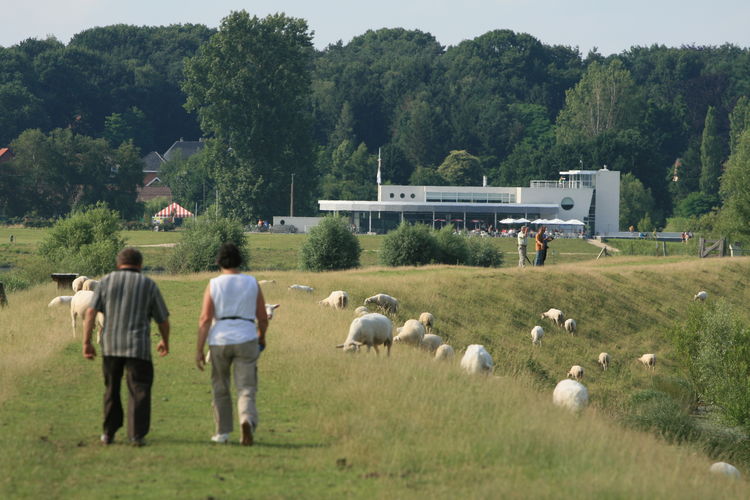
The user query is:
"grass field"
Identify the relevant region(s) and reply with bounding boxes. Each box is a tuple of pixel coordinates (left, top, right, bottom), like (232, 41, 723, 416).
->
(2, 251, 750, 498)
(0, 227, 604, 275)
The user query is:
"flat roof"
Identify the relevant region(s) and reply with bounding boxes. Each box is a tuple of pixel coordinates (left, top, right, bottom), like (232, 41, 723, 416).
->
(319, 200, 559, 213)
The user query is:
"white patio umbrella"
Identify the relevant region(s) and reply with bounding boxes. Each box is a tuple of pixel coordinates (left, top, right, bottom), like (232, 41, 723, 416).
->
(547, 218, 566, 225)
(564, 219, 585, 225)
(516, 218, 531, 223)
(499, 218, 516, 224)
(531, 218, 548, 225)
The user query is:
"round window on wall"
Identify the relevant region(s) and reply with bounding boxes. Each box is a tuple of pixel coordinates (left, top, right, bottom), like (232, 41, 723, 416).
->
(561, 197, 574, 210)
(400, 193, 405, 198)
(389, 193, 395, 198)
(410, 193, 415, 199)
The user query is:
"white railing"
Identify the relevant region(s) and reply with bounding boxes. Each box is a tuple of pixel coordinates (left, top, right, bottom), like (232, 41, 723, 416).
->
(529, 180, 591, 189)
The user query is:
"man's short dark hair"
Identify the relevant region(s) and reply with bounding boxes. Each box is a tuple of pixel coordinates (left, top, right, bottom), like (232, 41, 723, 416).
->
(117, 247, 143, 267)
(216, 242, 243, 269)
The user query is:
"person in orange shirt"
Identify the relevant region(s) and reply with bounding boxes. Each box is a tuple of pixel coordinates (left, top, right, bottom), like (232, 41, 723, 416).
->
(534, 226, 553, 266)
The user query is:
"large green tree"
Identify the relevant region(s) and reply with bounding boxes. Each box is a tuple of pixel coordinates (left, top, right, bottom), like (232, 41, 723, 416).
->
(619, 173, 655, 229)
(182, 11, 316, 221)
(699, 105, 723, 198)
(719, 129, 750, 239)
(556, 59, 638, 144)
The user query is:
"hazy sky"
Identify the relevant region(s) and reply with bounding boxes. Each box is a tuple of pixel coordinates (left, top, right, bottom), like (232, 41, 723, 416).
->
(4, 0, 750, 55)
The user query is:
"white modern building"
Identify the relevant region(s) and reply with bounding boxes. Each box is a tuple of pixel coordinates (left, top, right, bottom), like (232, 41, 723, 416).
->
(317, 167, 620, 236)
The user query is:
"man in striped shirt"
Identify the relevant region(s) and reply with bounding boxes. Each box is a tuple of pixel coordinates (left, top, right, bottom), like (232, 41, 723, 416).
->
(82, 247, 170, 447)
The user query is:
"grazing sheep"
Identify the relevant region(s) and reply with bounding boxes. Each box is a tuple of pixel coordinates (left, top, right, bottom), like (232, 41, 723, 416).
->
(531, 325, 544, 346)
(50, 290, 103, 340)
(694, 290, 708, 301)
(598, 352, 610, 371)
(319, 290, 349, 309)
(434, 344, 455, 361)
(564, 318, 577, 335)
(336, 313, 393, 355)
(265, 303, 280, 320)
(48, 296, 73, 307)
(419, 312, 434, 333)
(393, 319, 425, 346)
(81, 279, 99, 291)
(709, 462, 741, 479)
(638, 353, 656, 370)
(541, 308, 565, 327)
(363, 293, 399, 314)
(71, 275, 89, 292)
(567, 365, 584, 380)
(460, 344, 494, 375)
(289, 284, 314, 293)
(420, 333, 443, 352)
(258, 279, 276, 285)
(552, 379, 589, 412)
(354, 306, 370, 317)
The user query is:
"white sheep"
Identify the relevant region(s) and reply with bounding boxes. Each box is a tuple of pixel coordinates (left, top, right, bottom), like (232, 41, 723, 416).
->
(460, 344, 494, 375)
(258, 279, 276, 285)
(567, 365, 584, 380)
(393, 319, 425, 346)
(709, 462, 741, 479)
(564, 318, 576, 335)
(541, 308, 565, 327)
(531, 325, 544, 346)
(363, 293, 399, 315)
(81, 279, 99, 291)
(552, 379, 589, 412)
(434, 344, 455, 361)
(354, 306, 370, 317)
(49, 290, 103, 340)
(336, 313, 393, 355)
(638, 353, 656, 370)
(319, 290, 349, 309)
(419, 312, 434, 333)
(289, 284, 314, 293)
(420, 333, 443, 352)
(71, 275, 89, 292)
(598, 352, 610, 371)
(265, 303, 280, 320)
(694, 290, 708, 301)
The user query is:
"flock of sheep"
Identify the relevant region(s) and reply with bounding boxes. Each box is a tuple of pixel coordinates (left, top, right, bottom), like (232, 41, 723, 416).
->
(47, 276, 738, 479)
(294, 283, 736, 480)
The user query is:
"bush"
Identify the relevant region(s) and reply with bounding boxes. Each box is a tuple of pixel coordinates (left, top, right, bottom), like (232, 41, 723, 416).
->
(626, 390, 697, 443)
(434, 225, 469, 265)
(380, 222, 437, 266)
(299, 216, 361, 271)
(167, 215, 247, 273)
(38, 203, 124, 276)
(669, 300, 750, 429)
(466, 237, 503, 267)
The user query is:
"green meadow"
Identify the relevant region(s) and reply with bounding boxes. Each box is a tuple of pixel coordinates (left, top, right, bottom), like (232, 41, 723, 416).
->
(1, 227, 749, 498)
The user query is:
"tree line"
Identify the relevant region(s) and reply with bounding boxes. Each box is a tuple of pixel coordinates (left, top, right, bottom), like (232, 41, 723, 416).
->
(1, 12, 749, 240)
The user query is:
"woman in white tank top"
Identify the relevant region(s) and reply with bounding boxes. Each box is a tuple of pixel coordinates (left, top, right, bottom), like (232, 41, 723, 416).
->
(195, 242, 269, 445)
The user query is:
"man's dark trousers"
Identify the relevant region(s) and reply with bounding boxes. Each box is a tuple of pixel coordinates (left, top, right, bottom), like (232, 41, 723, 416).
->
(102, 356, 154, 440)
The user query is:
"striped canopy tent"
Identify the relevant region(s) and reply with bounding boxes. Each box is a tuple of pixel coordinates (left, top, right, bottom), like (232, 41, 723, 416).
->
(154, 202, 195, 219)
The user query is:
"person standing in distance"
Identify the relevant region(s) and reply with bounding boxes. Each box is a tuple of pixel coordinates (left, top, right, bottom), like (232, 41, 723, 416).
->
(517, 226, 529, 267)
(82, 247, 170, 447)
(195, 242, 269, 446)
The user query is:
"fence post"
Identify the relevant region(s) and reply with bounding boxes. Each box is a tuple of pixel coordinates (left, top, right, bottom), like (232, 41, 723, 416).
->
(0, 282, 7, 308)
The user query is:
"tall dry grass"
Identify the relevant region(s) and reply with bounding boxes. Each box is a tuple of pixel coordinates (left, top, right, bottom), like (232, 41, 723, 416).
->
(1, 258, 749, 498)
